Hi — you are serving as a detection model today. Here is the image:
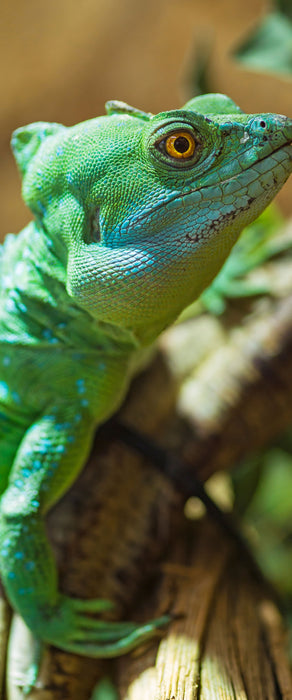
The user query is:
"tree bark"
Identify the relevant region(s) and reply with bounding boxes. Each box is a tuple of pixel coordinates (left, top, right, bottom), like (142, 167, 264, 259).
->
(3, 227, 292, 699)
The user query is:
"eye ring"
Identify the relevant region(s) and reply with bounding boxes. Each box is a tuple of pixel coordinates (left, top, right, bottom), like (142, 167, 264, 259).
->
(164, 130, 196, 159)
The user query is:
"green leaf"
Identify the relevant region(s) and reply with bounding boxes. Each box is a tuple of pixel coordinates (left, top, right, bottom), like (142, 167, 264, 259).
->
(233, 11, 292, 78)
(233, 447, 292, 594)
(246, 448, 292, 525)
(276, 0, 292, 23)
(91, 678, 118, 700)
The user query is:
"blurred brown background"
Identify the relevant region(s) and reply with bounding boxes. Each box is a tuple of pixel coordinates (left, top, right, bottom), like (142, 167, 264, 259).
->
(1, 0, 292, 237)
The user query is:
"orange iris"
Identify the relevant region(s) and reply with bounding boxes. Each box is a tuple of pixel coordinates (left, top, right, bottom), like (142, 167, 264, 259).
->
(165, 131, 196, 159)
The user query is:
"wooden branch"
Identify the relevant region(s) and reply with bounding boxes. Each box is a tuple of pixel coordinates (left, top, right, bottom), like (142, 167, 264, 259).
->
(3, 227, 292, 698)
(176, 293, 292, 481)
(116, 519, 292, 700)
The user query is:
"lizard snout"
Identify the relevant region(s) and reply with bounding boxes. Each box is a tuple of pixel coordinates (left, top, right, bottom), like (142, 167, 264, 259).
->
(248, 114, 292, 149)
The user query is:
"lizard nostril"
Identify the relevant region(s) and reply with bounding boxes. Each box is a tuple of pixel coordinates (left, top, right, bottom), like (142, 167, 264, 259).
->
(259, 120, 267, 129)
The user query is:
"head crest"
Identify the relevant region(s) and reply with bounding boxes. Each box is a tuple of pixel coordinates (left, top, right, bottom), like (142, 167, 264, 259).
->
(183, 93, 243, 115)
(11, 121, 65, 175)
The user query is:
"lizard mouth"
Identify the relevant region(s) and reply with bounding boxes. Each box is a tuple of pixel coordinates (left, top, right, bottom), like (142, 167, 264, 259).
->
(118, 140, 292, 243)
(183, 141, 292, 242)
(182, 138, 292, 196)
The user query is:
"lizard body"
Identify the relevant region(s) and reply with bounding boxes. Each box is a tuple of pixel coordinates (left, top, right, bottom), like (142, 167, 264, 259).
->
(0, 93, 292, 662)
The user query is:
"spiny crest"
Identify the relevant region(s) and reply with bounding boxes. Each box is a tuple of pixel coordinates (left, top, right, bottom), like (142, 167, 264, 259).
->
(105, 100, 152, 121)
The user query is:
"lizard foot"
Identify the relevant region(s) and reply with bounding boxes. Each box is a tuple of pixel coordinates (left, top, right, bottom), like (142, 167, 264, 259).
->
(31, 595, 170, 658)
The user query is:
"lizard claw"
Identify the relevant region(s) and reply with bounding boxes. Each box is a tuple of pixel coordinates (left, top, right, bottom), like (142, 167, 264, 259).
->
(30, 595, 170, 658)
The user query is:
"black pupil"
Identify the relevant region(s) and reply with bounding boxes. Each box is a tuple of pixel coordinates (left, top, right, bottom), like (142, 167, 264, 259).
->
(174, 136, 190, 153)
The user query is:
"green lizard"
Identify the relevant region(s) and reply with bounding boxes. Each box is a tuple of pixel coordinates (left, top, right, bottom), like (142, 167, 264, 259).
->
(0, 93, 292, 669)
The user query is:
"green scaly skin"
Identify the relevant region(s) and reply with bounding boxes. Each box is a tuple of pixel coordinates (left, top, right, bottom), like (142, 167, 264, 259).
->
(0, 94, 292, 668)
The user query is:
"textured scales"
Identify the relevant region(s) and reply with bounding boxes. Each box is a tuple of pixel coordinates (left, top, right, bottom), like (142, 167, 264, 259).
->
(0, 93, 292, 668)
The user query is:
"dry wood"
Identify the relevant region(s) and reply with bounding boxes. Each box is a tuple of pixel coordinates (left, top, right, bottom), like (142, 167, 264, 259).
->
(3, 234, 292, 698)
(179, 293, 292, 481)
(117, 519, 292, 700)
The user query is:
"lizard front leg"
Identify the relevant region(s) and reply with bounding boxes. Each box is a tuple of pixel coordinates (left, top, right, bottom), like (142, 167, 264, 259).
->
(0, 403, 168, 663)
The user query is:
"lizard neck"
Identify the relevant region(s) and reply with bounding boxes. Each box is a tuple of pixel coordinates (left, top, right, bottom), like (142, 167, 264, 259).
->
(0, 221, 140, 355)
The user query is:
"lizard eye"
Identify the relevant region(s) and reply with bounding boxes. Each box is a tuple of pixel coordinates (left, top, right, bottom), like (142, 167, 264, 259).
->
(164, 131, 196, 159)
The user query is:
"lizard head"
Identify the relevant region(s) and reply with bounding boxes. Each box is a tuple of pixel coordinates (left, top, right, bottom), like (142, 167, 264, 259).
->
(12, 94, 292, 344)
